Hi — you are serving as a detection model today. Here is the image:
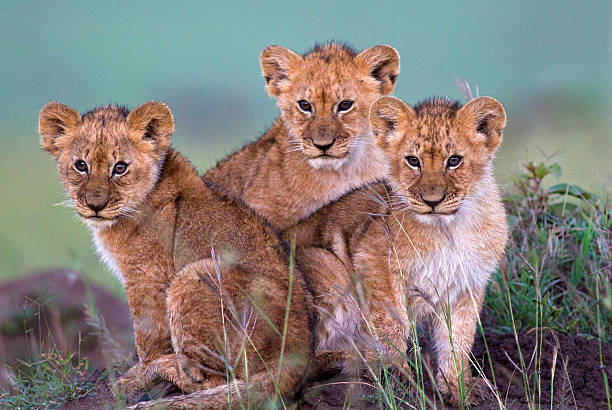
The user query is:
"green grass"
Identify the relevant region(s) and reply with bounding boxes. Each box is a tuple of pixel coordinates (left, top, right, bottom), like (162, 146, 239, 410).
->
(0, 275, 132, 409)
(0, 349, 97, 409)
(486, 161, 611, 341)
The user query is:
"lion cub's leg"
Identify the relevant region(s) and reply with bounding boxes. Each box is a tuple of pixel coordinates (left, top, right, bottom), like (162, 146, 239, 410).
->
(116, 267, 175, 392)
(299, 247, 411, 376)
(431, 287, 490, 405)
(296, 247, 359, 352)
(149, 258, 305, 397)
(143, 259, 232, 393)
(364, 304, 412, 378)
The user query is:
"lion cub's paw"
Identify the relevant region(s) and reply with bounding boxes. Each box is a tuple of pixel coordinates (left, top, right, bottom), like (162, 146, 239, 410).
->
(466, 377, 494, 405)
(113, 363, 152, 393)
(145, 354, 205, 394)
(440, 376, 493, 407)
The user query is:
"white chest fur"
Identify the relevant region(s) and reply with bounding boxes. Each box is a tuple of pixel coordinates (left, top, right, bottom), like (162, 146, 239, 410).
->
(403, 227, 496, 308)
(92, 230, 125, 284)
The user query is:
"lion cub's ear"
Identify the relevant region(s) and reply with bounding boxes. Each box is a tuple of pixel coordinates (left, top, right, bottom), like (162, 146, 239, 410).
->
(39, 102, 81, 158)
(457, 96, 506, 153)
(126, 101, 174, 154)
(260, 46, 303, 97)
(356, 45, 400, 95)
(369, 97, 415, 149)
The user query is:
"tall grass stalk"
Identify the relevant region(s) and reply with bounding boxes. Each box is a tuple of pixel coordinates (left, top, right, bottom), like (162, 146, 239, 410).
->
(276, 239, 296, 384)
(596, 274, 612, 410)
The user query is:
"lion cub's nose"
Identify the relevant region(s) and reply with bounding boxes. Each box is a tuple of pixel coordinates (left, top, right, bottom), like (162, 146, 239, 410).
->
(313, 138, 336, 153)
(422, 194, 446, 209)
(86, 191, 109, 213)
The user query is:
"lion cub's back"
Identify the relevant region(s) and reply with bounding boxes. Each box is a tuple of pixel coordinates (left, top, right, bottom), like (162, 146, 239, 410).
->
(284, 182, 390, 251)
(203, 120, 282, 200)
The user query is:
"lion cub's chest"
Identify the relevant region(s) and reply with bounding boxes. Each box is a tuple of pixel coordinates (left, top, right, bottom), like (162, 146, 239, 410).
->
(398, 226, 496, 316)
(353, 216, 497, 318)
(93, 231, 124, 283)
(91, 203, 178, 285)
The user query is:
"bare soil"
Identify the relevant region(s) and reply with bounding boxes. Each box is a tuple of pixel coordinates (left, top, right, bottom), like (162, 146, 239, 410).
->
(0, 270, 133, 370)
(300, 330, 612, 409)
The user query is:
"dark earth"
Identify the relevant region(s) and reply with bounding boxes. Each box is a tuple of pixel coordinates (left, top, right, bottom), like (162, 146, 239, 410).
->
(1, 272, 610, 409)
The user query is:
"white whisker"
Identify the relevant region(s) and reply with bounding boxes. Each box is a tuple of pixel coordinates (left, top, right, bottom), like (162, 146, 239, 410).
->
(54, 199, 75, 209)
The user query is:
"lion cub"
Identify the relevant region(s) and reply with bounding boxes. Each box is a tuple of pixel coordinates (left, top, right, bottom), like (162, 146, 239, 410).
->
(39, 101, 312, 407)
(284, 96, 508, 404)
(205, 42, 400, 230)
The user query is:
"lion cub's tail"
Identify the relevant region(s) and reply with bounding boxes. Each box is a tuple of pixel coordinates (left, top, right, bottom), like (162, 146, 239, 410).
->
(128, 356, 306, 410)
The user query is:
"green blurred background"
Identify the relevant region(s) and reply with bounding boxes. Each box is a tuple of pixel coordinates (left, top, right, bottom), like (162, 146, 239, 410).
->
(1, 1, 610, 294)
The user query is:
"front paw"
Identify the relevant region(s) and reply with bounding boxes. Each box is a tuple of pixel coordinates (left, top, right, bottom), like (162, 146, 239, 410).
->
(114, 363, 151, 393)
(145, 354, 205, 394)
(439, 375, 493, 406)
(466, 377, 493, 405)
(115, 375, 147, 393)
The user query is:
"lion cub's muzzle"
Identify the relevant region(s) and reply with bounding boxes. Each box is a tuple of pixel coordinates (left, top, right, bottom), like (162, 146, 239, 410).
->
(421, 193, 446, 211)
(310, 125, 338, 155)
(418, 185, 459, 214)
(85, 188, 110, 214)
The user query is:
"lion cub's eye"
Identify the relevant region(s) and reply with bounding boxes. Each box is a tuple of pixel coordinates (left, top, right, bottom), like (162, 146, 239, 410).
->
(297, 100, 312, 113)
(405, 156, 420, 169)
(337, 100, 354, 113)
(74, 160, 88, 173)
(113, 162, 128, 176)
(447, 155, 463, 169)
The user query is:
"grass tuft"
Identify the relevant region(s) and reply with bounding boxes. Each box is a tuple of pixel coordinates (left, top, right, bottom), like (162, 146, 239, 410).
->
(0, 349, 97, 409)
(486, 160, 611, 341)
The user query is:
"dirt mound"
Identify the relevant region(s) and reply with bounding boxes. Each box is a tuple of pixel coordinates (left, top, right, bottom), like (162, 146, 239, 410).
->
(299, 330, 611, 409)
(471, 330, 611, 409)
(0, 270, 133, 370)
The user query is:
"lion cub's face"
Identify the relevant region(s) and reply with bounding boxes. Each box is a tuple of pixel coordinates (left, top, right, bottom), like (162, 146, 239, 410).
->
(261, 43, 399, 170)
(370, 96, 506, 219)
(39, 101, 174, 229)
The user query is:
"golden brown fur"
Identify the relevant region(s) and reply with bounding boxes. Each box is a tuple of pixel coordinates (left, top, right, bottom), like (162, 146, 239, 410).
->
(39, 101, 313, 408)
(283, 96, 508, 405)
(204, 42, 400, 230)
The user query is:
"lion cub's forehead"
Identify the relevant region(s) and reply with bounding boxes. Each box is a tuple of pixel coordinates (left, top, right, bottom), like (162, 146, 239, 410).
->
(294, 44, 363, 97)
(73, 105, 133, 159)
(81, 105, 129, 130)
(303, 43, 356, 64)
(408, 98, 464, 156)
